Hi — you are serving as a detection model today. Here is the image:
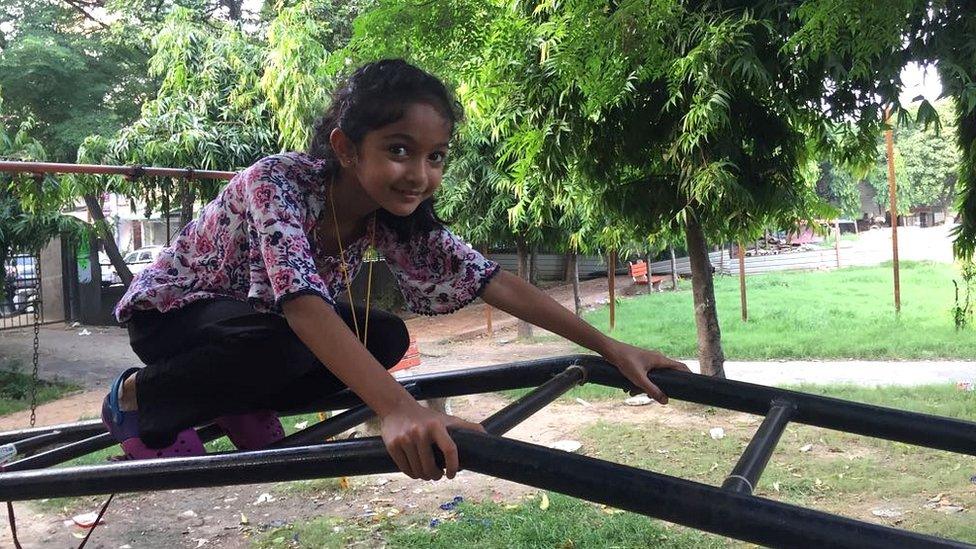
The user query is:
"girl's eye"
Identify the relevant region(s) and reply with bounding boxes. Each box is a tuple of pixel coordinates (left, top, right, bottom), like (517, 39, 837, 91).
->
(389, 145, 408, 157)
(429, 151, 446, 164)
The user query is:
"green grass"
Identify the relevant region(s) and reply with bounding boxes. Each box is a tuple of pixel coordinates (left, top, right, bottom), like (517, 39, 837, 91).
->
(255, 493, 729, 548)
(582, 384, 976, 544)
(0, 364, 78, 416)
(586, 261, 975, 360)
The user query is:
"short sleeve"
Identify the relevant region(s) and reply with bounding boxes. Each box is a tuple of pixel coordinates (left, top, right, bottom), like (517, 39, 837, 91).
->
(380, 225, 500, 316)
(243, 158, 333, 307)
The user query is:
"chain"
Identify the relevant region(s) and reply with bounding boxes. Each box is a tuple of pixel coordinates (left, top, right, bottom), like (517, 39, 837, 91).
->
(29, 296, 40, 428)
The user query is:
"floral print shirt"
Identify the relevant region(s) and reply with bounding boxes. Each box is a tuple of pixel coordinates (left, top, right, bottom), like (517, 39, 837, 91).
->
(114, 152, 500, 322)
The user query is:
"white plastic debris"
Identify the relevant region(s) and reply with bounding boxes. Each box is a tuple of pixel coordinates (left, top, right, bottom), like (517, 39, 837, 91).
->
(708, 427, 725, 440)
(78, 329, 92, 336)
(574, 398, 593, 407)
(871, 508, 904, 519)
(624, 395, 653, 406)
(72, 511, 103, 528)
(254, 493, 275, 505)
(799, 444, 813, 453)
(293, 421, 309, 430)
(179, 509, 198, 519)
(549, 440, 582, 453)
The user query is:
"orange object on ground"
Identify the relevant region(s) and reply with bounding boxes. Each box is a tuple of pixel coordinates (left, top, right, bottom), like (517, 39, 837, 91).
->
(390, 338, 421, 373)
(628, 260, 669, 290)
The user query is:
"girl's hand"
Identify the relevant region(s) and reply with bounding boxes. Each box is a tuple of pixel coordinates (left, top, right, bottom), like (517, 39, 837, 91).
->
(601, 340, 689, 404)
(379, 400, 486, 481)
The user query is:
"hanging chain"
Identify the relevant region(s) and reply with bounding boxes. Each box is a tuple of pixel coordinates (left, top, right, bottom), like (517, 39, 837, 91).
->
(29, 294, 40, 428)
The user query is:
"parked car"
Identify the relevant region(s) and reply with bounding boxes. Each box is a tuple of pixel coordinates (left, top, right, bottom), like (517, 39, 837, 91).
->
(104, 246, 165, 285)
(2, 257, 38, 315)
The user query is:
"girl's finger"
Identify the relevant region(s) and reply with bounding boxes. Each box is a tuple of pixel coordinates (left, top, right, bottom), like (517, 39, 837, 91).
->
(387, 444, 415, 479)
(431, 426, 460, 479)
(635, 374, 667, 404)
(399, 441, 423, 479)
(416, 434, 443, 481)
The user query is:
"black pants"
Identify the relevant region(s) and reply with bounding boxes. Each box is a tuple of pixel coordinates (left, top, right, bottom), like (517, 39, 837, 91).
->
(127, 298, 408, 448)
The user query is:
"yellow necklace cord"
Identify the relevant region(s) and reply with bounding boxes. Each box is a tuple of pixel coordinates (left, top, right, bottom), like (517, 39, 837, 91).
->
(328, 182, 375, 344)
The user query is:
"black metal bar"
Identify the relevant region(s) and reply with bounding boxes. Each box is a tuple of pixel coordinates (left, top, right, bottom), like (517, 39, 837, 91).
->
(0, 419, 104, 445)
(3, 424, 224, 472)
(576, 356, 976, 456)
(0, 431, 967, 548)
(0, 437, 395, 499)
(288, 355, 976, 458)
(450, 430, 969, 549)
(2, 431, 64, 457)
(270, 404, 375, 448)
(722, 399, 795, 494)
(481, 364, 586, 435)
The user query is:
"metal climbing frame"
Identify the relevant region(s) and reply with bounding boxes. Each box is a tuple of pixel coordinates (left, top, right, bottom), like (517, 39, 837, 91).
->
(1, 355, 974, 548)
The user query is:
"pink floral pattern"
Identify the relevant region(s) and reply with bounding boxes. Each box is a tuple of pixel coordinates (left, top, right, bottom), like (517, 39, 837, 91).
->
(115, 152, 499, 322)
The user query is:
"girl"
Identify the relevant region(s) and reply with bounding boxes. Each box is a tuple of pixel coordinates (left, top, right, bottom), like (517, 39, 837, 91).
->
(104, 59, 687, 482)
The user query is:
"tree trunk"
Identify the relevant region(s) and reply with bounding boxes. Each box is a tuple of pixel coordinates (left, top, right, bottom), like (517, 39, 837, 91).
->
(564, 251, 573, 282)
(738, 242, 747, 322)
(529, 245, 539, 286)
(669, 247, 678, 290)
(83, 193, 132, 285)
(571, 251, 581, 317)
(482, 246, 493, 337)
(685, 214, 726, 378)
(179, 178, 196, 229)
(516, 237, 533, 340)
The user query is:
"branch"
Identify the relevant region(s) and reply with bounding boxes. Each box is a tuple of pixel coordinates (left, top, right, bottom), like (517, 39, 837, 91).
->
(59, 0, 111, 31)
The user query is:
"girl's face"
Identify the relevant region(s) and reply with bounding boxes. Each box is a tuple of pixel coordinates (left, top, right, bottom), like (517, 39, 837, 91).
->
(345, 102, 453, 217)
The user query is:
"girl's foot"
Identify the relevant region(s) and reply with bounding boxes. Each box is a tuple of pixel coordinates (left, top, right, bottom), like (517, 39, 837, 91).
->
(101, 368, 205, 459)
(215, 410, 285, 450)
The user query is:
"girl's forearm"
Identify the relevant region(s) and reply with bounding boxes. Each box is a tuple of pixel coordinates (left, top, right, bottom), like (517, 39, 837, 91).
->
(282, 295, 414, 417)
(481, 270, 614, 356)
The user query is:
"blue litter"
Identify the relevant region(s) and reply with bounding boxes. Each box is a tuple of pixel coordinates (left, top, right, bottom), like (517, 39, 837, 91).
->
(439, 495, 464, 511)
(429, 518, 441, 528)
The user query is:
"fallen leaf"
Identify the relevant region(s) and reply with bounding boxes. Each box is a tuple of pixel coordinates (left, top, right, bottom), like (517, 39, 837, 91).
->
(540, 493, 550, 511)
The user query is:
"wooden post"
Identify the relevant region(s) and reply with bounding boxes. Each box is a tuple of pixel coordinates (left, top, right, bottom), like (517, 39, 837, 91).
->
(669, 246, 679, 290)
(738, 242, 747, 322)
(835, 219, 842, 268)
(609, 251, 616, 331)
(885, 108, 901, 314)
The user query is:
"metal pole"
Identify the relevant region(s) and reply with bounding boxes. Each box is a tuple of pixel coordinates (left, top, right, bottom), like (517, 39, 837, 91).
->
(885, 108, 901, 313)
(0, 419, 103, 446)
(722, 399, 795, 493)
(271, 404, 375, 448)
(481, 365, 586, 435)
(452, 431, 966, 549)
(0, 161, 235, 181)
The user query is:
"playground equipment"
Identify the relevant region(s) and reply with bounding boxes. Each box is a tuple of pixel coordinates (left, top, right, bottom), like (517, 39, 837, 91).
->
(2, 355, 974, 548)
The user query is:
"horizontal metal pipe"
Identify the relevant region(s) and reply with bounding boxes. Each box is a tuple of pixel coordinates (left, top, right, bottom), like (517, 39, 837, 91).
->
(0, 419, 103, 446)
(5, 431, 65, 457)
(577, 355, 976, 456)
(451, 430, 968, 549)
(0, 161, 235, 180)
(722, 399, 795, 494)
(481, 364, 586, 435)
(0, 437, 396, 500)
(4, 424, 224, 472)
(270, 404, 374, 448)
(0, 429, 966, 548)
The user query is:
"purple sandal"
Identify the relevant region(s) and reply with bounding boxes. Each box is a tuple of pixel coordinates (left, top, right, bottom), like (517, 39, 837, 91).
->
(101, 368, 205, 459)
(215, 410, 285, 450)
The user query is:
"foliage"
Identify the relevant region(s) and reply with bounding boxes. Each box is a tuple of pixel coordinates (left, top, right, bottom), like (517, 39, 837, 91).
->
(952, 259, 975, 330)
(0, 0, 153, 161)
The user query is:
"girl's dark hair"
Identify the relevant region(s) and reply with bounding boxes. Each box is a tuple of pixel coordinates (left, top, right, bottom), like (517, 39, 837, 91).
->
(308, 59, 463, 242)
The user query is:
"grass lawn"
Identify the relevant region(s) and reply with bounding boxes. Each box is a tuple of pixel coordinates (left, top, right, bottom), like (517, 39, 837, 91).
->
(256, 384, 976, 548)
(0, 363, 78, 416)
(585, 261, 976, 360)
